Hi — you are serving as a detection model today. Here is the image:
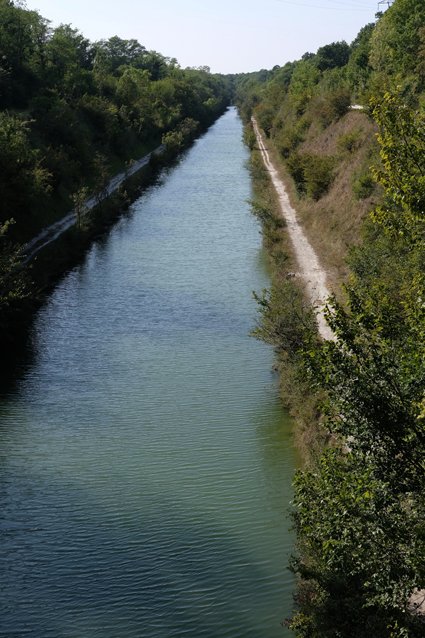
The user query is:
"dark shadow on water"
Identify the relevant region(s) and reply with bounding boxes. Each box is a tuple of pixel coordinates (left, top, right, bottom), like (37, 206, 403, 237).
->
(0, 115, 230, 396)
(0, 320, 37, 398)
(0, 156, 189, 397)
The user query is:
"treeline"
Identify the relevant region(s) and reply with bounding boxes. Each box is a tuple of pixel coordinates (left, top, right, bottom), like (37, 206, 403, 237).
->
(0, 0, 230, 337)
(288, 93, 425, 636)
(236, 0, 425, 215)
(237, 1, 425, 636)
(0, 0, 230, 243)
(236, 0, 425, 131)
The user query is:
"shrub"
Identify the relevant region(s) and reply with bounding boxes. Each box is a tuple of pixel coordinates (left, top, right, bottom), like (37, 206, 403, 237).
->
(272, 113, 311, 159)
(287, 153, 335, 200)
(243, 125, 256, 151)
(303, 155, 335, 200)
(328, 88, 351, 118)
(162, 129, 184, 150)
(353, 171, 375, 199)
(256, 103, 275, 137)
(312, 89, 352, 127)
(287, 152, 307, 194)
(338, 131, 361, 153)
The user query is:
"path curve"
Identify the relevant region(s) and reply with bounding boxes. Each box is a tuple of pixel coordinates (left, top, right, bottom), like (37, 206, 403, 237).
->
(252, 118, 334, 341)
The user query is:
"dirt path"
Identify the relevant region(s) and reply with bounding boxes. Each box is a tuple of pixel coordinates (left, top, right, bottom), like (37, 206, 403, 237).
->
(253, 120, 425, 617)
(252, 118, 334, 341)
(23, 144, 165, 262)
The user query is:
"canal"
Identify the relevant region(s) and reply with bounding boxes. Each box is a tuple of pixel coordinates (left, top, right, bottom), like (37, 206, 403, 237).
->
(0, 108, 295, 637)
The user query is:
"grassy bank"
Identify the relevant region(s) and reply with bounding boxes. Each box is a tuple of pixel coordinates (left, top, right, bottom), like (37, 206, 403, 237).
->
(245, 93, 425, 635)
(258, 109, 380, 290)
(247, 124, 328, 464)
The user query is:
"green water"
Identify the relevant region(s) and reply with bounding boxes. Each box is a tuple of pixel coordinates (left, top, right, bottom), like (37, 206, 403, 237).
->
(0, 108, 295, 637)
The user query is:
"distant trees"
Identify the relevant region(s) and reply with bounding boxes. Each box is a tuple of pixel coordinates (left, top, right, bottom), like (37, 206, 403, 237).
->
(315, 41, 350, 71)
(93, 36, 147, 74)
(0, 0, 230, 332)
(0, 0, 230, 243)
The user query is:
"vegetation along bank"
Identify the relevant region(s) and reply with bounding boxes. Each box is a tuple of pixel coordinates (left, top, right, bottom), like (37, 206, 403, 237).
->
(0, 0, 231, 342)
(2, 0, 425, 635)
(236, 0, 425, 635)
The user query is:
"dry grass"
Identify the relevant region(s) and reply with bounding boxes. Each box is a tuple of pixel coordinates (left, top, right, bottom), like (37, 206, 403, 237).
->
(249, 143, 329, 466)
(249, 113, 384, 464)
(266, 111, 380, 292)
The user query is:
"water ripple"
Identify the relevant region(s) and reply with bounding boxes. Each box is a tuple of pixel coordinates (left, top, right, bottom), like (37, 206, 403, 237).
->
(0, 108, 295, 637)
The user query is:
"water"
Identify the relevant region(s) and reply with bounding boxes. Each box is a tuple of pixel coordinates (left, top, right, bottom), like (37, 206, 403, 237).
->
(0, 108, 295, 637)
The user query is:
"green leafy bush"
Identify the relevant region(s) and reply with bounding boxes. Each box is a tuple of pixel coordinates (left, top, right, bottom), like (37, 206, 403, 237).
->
(328, 87, 352, 118)
(312, 88, 352, 127)
(304, 155, 335, 199)
(275, 116, 311, 158)
(287, 152, 335, 200)
(287, 152, 307, 194)
(353, 171, 375, 199)
(338, 131, 361, 153)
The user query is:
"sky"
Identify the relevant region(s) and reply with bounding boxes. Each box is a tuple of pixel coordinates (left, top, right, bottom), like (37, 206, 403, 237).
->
(25, 0, 382, 74)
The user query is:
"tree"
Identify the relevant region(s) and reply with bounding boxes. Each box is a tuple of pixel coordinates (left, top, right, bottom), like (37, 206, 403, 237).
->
(72, 186, 89, 230)
(116, 66, 150, 106)
(346, 23, 375, 94)
(288, 91, 425, 637)
(0, 112, 50, 229)
(370, 0, 425, 93)
(44, 24, 94, 98)
(287, 58, 320, 114)
(0, 0, 48, 106)
(370, 91, 425, 235)
(93, 36, 146, 75)
(289, 450, 424, 637)
(315, 41, 350, 71)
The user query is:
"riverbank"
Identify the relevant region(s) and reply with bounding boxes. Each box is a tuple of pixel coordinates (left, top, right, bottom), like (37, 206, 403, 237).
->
(1, 110, 228, 352)
(0, 107, 296, 638)
(246, 101, 425, 635)
(246, 121, 328, 464)
(23, 145, 165, 263)
(252, 118, 333, 342)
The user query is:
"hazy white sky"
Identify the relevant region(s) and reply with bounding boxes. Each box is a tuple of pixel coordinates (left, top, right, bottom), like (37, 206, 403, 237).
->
(25, 0, 380, 74)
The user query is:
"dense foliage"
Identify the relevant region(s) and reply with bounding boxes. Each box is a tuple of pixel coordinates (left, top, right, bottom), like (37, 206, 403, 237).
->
(0, 0, 230, 330)
(287, 92, 425, 638)
(237, 2, 425, 636)
(0, 0, 230, 241)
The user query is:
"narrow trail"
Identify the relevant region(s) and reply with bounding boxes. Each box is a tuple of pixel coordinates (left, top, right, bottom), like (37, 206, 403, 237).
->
(23, 144, 165, 263)
(253, 119, 425, 620)
(252, 118, 334, 341)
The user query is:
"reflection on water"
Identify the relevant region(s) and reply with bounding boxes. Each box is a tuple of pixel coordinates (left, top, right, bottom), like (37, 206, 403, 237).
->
(0, 108, 295, 637)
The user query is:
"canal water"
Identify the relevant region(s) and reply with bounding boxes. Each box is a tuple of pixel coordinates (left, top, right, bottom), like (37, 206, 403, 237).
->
(0, 108, 295, 637)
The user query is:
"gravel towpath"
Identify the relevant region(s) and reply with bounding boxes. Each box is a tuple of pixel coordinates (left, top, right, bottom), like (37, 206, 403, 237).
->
(252, 118, 334, 341)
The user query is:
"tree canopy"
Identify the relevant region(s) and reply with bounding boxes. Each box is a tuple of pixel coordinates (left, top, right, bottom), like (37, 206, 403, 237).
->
(0, 0, 231, 242)
(234, 2, 425, 634)
(0, 0, 231, 335)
